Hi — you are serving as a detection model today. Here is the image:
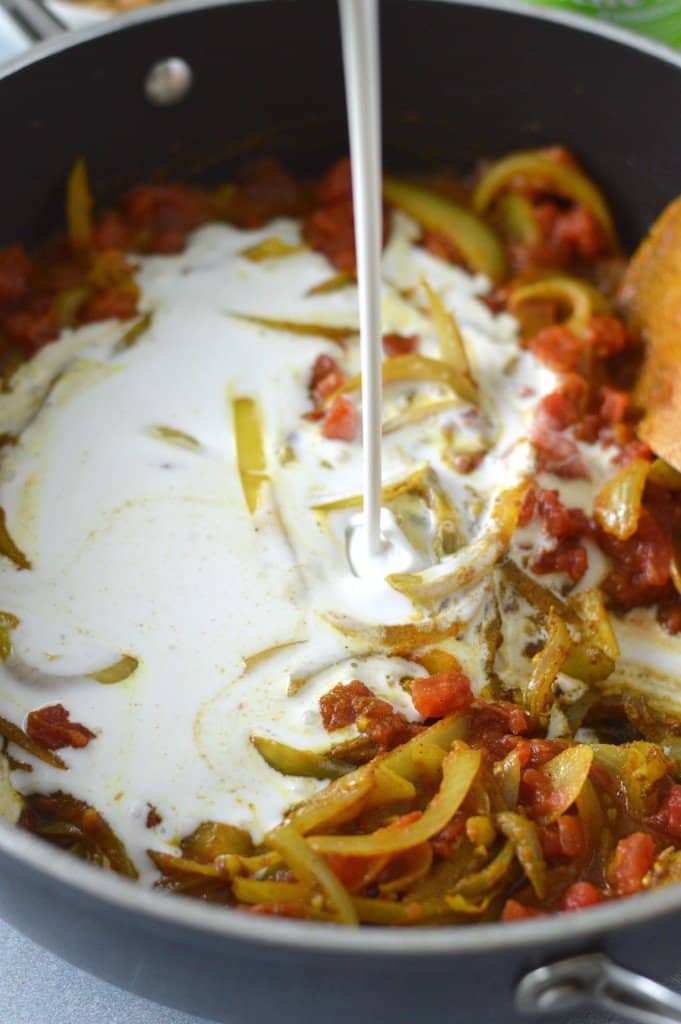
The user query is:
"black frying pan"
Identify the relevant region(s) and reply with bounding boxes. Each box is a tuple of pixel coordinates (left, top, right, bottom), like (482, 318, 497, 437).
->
(1, 2, 681, 1023)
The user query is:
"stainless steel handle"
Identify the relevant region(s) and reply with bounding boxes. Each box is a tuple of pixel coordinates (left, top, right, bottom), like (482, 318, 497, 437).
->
(517, 953, 681, 1024)
(0, 0, 65, 41)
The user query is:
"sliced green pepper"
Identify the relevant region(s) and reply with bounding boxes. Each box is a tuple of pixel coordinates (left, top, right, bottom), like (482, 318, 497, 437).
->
(383, 177, 509, 284)
(252, 735, 353, 780)
(473, 150, 617, 247)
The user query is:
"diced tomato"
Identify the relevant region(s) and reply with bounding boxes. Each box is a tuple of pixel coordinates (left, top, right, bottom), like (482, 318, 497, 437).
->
(318, 680, 419, 751)
(220, 159, 308, 229)
(600, 423, 637, 449)
(382, 332, 418, 357)
(532, 425, 589, 480)
(589, 763, 615, 794)
(557, 815, 586, 858)
(238, 158, 307, 221)
(645, 486, 681, 535)
(468, 703, 531, 744)
(574, 412, 601, 444)
(303, 199, 356, 272)
(502, 899, 545, 922)
(410, 671, 473, 719)
(608, 832, 655, 895)
(526, 739, 567, 768)
(309, 353, 346, 409)
(0, 244, 31, 309)
(534, 489, 579, 539)
(322, 394, 358, 441)
(563, 881, 604, 912)
(316, 157, 353, 205)
(3, 305, 58, 351)
(613, 439, 653, 468)
(520, 768, 568, 820)
(598, 386, 629, 426)
(83, 288, 138, 323)
(654, 784, 681, 840)
(529, 325, 582, 372)
(320, 679, 375, 731)
(26, 704, 95, 751)
(585, 316, 628, 358)
(466, 701, 530, 761)
(532, 539, 588, 583)
(432, 818, 467, 859)
(536, 375, 589, 431)
(324, 852, 386, 893)
(599, 510, 672, 609)
(539, 826, 564, 861)
(310, 353, 341, 391)
(552, 205, 606, 260)
(313, 371, 344, 403)
(531, 376, 591, 479)
(91, 211, 132, 252)
(124, 184, 210, 253)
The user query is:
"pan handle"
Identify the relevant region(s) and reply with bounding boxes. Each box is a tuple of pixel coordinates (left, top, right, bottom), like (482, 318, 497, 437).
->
(0, 0, 65, 41)
(516, 953, 681, 1024)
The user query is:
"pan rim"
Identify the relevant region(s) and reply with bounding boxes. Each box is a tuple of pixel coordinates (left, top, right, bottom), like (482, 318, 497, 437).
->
(1, 0, 681, 957)
(2, 0, 681, 78)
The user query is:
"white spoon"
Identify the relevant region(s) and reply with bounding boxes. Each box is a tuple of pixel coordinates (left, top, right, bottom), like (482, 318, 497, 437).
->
(338, 0, 385, 567)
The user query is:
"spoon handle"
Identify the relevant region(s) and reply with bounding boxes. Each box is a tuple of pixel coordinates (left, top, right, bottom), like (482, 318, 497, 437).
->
(338, 0, 384, 559)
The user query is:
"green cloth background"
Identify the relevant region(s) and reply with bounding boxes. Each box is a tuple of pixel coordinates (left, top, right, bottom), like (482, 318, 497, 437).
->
(521, 0, 681, 46)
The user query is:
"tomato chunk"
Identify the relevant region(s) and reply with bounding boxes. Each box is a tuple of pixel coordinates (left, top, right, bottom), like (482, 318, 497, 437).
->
(552, 205, 606, 260)
(92, 211, 133, 252)
(586, 316, 628, 357)
(83, 288, 138, 323)
(532, 539, 588, 583)
(324, 852, 387, 893)
(316, 157, 353, 205)
(654, 784, 681, 840)
(520, 767, 570, 820)
(322, 395, 358, 441)
(608, 833, 655, 895)
(0, 244, 31, 309)
(319, 680, 418, 751)
(383, 332, 418, 357)
(303, 199, 356, 272)
(26, 704, 95, 751)
(563, 881, 604, 912)
(598, 386, 629, 426)
(599, 510, 672, 610)
(502, 899, 544, 922)
(410, 671, 473, 719)
(124, 184, 210, 253)
(309, 353, 346, 409)
(3, 305, 59, 351)
(529, 325, 582, 373)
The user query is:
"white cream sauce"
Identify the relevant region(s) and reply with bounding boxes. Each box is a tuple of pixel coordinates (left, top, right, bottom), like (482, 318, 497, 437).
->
(0, 212, 679, 880)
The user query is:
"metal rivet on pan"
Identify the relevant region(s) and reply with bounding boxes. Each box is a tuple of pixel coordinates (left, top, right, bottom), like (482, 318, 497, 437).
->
(144, 58, 193, 106)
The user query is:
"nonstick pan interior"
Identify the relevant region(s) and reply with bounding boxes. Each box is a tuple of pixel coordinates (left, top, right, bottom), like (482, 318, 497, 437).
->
(0, 0, 680, 254)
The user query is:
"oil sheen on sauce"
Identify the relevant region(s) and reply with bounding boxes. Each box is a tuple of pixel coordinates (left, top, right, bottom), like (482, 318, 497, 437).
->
(0, 212, 677, 882)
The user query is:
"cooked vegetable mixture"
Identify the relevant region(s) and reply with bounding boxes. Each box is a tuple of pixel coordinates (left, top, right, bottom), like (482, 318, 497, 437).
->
(2, 150, 681, 926)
